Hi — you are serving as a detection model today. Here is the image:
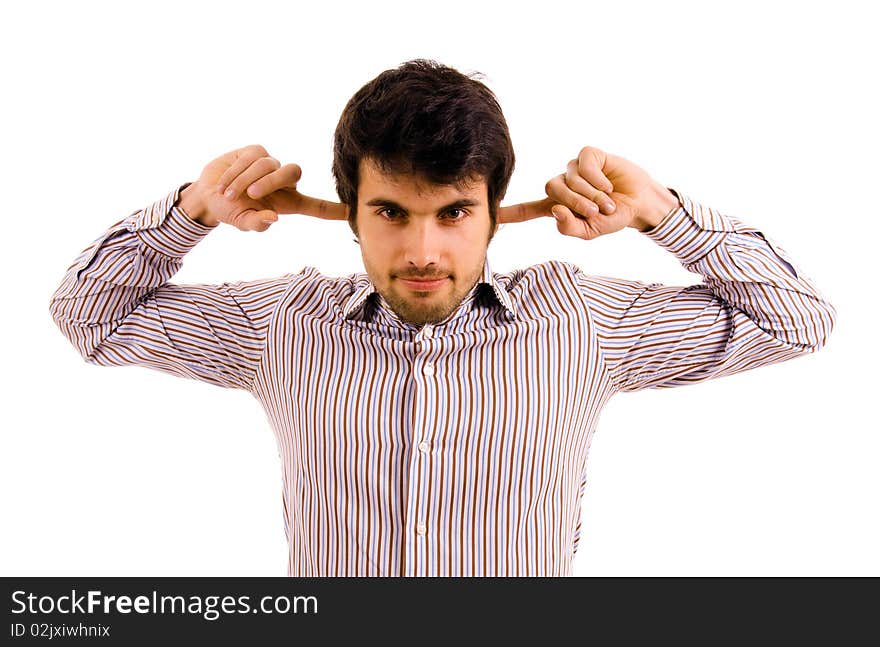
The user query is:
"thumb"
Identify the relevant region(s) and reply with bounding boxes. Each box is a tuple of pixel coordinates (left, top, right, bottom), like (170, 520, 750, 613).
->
(231, 207, 278, 232)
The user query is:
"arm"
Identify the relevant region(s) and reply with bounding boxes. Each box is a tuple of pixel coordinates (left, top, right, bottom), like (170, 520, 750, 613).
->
(48, 183, 297, 392)
(574, 188, 837, 393)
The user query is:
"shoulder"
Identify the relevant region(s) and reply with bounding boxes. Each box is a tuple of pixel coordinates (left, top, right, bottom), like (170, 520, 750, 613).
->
(493, 259, 582, 293)
(490, 260, 588, 319)
(273, 266, 370, 318)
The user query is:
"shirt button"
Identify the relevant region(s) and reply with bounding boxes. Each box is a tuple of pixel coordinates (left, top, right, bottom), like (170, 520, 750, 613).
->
(416, 522, 427, 536)
(418, 441, 430, 453)
(422, 325, 433, 338)
(423, 362, 435, 376)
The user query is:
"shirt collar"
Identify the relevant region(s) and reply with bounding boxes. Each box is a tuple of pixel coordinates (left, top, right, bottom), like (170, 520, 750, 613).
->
(343, 256, 518, 323)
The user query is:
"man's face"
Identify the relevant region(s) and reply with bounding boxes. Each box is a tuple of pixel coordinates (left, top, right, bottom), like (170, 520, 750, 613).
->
(355, 158, 499, 327)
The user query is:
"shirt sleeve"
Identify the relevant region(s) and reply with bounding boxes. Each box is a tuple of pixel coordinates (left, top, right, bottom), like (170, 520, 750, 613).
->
(573, 187, 838, 394)
(48, 182, 299, 392)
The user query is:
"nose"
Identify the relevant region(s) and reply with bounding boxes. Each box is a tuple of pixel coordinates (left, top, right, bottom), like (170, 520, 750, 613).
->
(403, 220, 443, 272)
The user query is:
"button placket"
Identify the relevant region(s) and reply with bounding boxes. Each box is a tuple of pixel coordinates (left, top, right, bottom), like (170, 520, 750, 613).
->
(405, 326, 438, 575)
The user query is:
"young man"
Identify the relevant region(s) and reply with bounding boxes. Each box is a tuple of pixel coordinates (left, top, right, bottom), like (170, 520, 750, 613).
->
(49, 58, 836, 576)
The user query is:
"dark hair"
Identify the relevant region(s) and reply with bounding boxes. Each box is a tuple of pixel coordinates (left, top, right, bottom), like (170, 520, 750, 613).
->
(332, 58, 515, 242)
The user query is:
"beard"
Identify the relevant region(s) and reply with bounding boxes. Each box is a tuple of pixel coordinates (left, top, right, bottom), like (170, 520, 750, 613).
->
(368, 261, 484, 327)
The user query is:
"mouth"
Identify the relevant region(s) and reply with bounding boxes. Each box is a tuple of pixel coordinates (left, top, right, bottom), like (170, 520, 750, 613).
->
(398, 277, 449, 291)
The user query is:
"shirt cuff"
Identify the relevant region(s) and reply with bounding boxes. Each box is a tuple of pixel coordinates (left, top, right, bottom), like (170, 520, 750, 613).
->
(640, 186, 742, 266)
(123, 182, 217, 257)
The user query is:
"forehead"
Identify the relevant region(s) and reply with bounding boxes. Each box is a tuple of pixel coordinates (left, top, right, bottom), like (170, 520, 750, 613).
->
(358, 158, 485, 201)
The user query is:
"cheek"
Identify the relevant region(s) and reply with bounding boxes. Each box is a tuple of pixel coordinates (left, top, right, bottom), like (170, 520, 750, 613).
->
(462, 233, 489, 257)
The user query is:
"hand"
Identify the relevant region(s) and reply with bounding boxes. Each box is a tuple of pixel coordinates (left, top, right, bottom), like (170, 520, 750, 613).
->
(190, 144, 347, 232)
(497, 146, 679, 240)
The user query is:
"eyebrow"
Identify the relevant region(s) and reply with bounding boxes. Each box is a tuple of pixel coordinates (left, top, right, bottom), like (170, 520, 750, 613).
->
(365, 197, 481, 213)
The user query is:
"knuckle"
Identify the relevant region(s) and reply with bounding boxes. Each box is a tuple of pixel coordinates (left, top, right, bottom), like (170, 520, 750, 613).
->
(240, 213, 256, 230)
(281, 163, 301, 185)
(256, 157, 276, 171)
(577, 157, 594, 181)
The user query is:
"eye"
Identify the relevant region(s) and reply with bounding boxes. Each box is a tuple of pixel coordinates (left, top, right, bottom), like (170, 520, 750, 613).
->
(378, 207, 401, 219)
(378, 207, 470, 222)
(445, 208, 468, 220)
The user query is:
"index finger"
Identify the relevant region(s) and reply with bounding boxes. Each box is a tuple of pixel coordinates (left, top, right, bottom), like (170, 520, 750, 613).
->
(294, 192, 348, 221)
(497, 197, 556, 223)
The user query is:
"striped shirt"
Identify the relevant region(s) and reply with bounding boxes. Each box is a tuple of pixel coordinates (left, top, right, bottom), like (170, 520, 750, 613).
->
(49, 182, 837, 576)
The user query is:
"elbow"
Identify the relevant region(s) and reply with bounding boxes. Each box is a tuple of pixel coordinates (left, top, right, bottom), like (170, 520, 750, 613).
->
(48, 297, 68, 343)
(806, 299, 837, 351)
(48, 296, 71, 342)
(48, 300, 102, 365)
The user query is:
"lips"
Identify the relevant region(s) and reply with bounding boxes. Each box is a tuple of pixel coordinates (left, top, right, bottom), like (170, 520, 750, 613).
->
(399, 277, 449, 291)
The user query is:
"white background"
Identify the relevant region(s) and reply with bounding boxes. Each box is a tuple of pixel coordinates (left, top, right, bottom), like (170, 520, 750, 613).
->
(2, 0, 875, 576)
